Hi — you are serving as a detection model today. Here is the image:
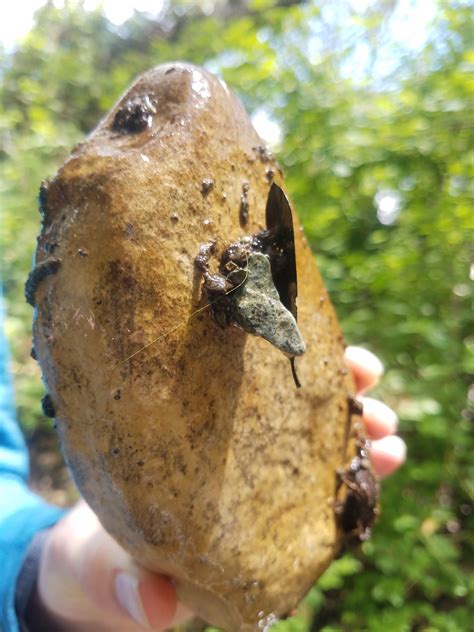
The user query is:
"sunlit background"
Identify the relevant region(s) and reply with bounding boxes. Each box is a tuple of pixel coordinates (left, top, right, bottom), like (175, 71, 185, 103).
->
(1, 1, 472, 630)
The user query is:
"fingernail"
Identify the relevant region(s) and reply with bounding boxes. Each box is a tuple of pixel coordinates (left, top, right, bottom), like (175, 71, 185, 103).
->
(346, 346, 384, 377)
(115, 572, 150, 628)
(371, 435, 407, 478)
(361, 397, 399, 436)
(381, 434, 407, 460)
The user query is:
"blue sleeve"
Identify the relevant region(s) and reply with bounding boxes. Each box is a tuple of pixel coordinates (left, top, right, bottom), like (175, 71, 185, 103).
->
(0, 293, 66, 632)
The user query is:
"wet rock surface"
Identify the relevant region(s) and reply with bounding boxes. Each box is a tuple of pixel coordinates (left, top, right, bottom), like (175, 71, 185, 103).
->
(30, 62, 375, 631)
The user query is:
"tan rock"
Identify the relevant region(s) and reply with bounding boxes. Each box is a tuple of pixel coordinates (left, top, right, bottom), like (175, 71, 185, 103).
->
(30, 63, 373, 631)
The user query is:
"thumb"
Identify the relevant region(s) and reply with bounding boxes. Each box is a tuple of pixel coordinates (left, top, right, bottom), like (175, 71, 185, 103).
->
(39, 500, 185, 631)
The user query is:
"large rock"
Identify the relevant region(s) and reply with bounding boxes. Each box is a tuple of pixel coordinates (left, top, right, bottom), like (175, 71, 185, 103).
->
(29, 63, 373, 631)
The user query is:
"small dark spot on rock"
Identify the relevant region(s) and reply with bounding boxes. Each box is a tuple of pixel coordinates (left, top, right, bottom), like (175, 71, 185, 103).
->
(124, 222, 135, 239)
(137, 459, 145, 466)
(25, 258, 61, 307)
(253, 144, 274, 163)
(112, 94, 156, 134)
(38, 180, 50, 218)
(112, 447, 120, 455)
(44, 242, 59, 254)
(265, 168, 275, 182)
(239, 181, 250, 227)
(78, 249, 88, 257)
(165, 67, 176, 75)
(222, 192, 227, 201)
(113, 389, 121, 401)
(201, 179, 214, 195)
(170, 212, 179, 222)
(348, 394, 363, 416)
(41, 394, 55, 418)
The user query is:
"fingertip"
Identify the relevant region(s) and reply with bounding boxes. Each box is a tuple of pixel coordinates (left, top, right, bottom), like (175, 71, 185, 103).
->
(370, 435, 407, 478)
(139, 572, 177, 630)
(361, 397, 398, 439)
(115, 572, 150, 628)
(345, 346, 384, 392)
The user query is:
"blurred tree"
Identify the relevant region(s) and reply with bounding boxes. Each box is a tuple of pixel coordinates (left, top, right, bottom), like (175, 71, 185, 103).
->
(0, 0, 472, 629)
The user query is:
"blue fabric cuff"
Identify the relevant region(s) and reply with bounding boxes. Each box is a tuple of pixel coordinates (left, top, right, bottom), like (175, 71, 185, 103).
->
(0, 293, 30, 483)
(0, 479, 66, 632)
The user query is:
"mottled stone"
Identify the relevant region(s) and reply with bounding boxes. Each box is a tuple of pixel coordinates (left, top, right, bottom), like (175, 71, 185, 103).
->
(31, 62, 372, 632)
(231, 253, 305, 357)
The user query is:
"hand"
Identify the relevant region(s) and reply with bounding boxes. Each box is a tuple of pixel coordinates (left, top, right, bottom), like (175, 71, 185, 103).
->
(37, 346, 404, 632)
(38, 500, 191, 631)
(344, 345, 406, 477)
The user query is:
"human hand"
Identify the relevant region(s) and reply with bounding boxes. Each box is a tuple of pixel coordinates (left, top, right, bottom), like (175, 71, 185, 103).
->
(37, 500, 191, 631)
(344, 345, 406, 477)
(36, 346, 404, 632)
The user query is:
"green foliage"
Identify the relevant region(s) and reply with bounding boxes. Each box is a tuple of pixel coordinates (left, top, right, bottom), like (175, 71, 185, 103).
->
(1, 0, 472, 629)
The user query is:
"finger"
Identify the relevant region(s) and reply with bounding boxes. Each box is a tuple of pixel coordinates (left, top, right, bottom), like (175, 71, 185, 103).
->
(344, 346, 384, 393)
(360, 397, 398, 440)
(75, 503, 190, 630)
(370, 435, 407, 478)
(78, 520, 179, 631)
(140, 574, 193, 628)
(135, 571, 188, 630)
(40, 501, 181, 631)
